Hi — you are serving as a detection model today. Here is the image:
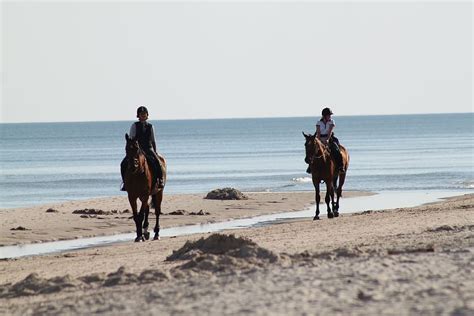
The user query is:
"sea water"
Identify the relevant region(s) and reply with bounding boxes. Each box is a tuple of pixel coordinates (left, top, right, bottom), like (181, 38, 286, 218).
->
(1, 113, 473, 208)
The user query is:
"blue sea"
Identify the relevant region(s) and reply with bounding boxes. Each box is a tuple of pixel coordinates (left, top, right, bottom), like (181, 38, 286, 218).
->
(0, 113, 473, 209)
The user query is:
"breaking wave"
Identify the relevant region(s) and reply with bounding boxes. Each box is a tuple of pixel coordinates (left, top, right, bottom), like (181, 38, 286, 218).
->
(292, 177, 312, 183)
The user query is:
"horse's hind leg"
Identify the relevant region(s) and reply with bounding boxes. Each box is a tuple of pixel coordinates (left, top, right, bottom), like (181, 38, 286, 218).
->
(335, 172, 346, 213)
(153, 192, 163, 240)
(143, 197, 150, 241)
(332, 176, 339, 215)
(313, 182, 321, 220)
(326, 182, 334, 218)
(335, 185, 341, 213)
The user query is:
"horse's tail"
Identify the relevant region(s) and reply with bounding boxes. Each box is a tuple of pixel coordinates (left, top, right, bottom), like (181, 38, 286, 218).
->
(333, 175, 338, 190)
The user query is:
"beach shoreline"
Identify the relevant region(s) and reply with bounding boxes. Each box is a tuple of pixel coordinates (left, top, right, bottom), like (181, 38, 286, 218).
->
(0, 191, 372, 247)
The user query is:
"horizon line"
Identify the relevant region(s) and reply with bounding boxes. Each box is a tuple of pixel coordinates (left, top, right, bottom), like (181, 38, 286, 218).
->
(1, 111, 472, 124)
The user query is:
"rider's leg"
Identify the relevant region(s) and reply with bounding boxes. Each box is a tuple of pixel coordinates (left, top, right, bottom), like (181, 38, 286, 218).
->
(120, 157, 128, 191)
(155, 155, 164, 188)
(330, 140, 344, 173)
(148, 152, 163, 189)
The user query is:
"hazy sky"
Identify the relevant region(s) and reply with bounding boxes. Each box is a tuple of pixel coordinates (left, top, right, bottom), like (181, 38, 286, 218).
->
(2, 1, 472, 123)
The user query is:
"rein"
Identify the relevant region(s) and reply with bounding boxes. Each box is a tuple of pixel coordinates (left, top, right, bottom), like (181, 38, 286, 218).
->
(309, 139, 329, 164)
(127, 147, 146, 175)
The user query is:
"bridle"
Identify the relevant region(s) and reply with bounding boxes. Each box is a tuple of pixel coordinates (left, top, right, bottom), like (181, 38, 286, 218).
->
(126, 143, 145, 174)
(306, 138, 328, 165)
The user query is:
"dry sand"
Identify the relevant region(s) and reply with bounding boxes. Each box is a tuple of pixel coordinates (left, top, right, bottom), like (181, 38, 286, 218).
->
(0, 193, 473, 315)
(1, 191, 367, 246)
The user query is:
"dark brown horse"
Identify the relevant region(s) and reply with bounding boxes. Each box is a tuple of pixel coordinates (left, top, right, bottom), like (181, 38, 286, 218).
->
(124, 134, 167, 242)
(303, 132, 349, 220)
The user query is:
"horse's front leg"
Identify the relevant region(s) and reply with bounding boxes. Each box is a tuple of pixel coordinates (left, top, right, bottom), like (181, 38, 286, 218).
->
(153, 192, 163, 240)
(129, 195, 143, 242)
(325, 182, 334, 218)
(142, 196, 150, 241)
(313, 181, 321, 220)
(331, 183, 338, 217)
(329, 175, 338, 217)
(334, 184, 341, 214)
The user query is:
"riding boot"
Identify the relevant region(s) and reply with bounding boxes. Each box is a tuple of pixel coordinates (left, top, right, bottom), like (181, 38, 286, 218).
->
(330, 142, 345, 174)
(149, 152, 164, 189)
(335, 153, 345, 173)
(120, 158, 128, 191)
(155, 157, 164, 188)
(151, 159, 158, 189)
(337, 161, 345, 174)
(157, 178, 164, 189)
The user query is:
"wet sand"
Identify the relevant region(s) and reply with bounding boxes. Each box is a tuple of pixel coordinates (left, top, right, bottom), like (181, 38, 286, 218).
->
(0, 193, 473, 315)
(2, 191, 372, 246)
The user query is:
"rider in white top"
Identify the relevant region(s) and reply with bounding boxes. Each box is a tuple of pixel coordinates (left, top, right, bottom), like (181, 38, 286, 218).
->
(306, 107, 345, 174)
(316, 118, 336, 143)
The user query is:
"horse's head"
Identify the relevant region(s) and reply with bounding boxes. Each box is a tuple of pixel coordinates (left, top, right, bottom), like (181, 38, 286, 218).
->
(125, 133, 143, 172)
(302, 132, 326, 164)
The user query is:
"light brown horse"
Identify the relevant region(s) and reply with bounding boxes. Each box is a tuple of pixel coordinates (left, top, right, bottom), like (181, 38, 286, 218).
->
(124, 134, 167, 242)
(303, 132, 349, 220)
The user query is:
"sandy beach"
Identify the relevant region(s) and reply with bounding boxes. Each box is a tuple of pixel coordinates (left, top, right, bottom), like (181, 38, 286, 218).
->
(3, 1, 472, 315)
(1, 191, 373, 246)
(0, 192, 473, 315)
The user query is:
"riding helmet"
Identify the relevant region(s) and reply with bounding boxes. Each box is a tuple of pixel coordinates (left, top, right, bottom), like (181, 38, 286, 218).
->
(321, 107, 333, 116)
(136, 106, 149, 117)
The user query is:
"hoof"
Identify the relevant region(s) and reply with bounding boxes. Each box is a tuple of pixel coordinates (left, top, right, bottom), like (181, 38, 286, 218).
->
(144, 231, 150, 240)
(134, 236, 145, 242)
(313, 216, 320, 220)
(334, 211, 339, 217)
(153, 234, 160, 241)
(328, 212, 334, 219)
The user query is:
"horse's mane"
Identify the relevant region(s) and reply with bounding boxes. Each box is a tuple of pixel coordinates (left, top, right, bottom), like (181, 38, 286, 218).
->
(313, 137, 329, 162)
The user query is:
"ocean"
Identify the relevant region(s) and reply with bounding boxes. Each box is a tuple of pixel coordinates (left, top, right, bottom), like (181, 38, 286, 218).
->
(0, 113, 472, 209)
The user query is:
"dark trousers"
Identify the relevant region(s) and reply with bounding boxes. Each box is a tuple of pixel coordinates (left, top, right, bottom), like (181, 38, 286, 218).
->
(329, 137, 343, 168)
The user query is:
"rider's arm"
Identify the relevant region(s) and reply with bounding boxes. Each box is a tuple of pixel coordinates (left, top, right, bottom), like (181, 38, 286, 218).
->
(150, 125, 157, 152)
(316, 124, 321, 140)
(327, 125, 334, 142)
(129, 123, 136, 139)
(326, 119, 336, 142)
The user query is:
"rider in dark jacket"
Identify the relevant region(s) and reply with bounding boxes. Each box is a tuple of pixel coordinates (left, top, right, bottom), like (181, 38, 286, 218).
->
(121, 106, 164, 191)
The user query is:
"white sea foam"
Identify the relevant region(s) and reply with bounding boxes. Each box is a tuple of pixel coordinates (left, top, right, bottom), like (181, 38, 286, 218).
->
(292, 177, 312, 183)
(457, 180, 474, 189)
